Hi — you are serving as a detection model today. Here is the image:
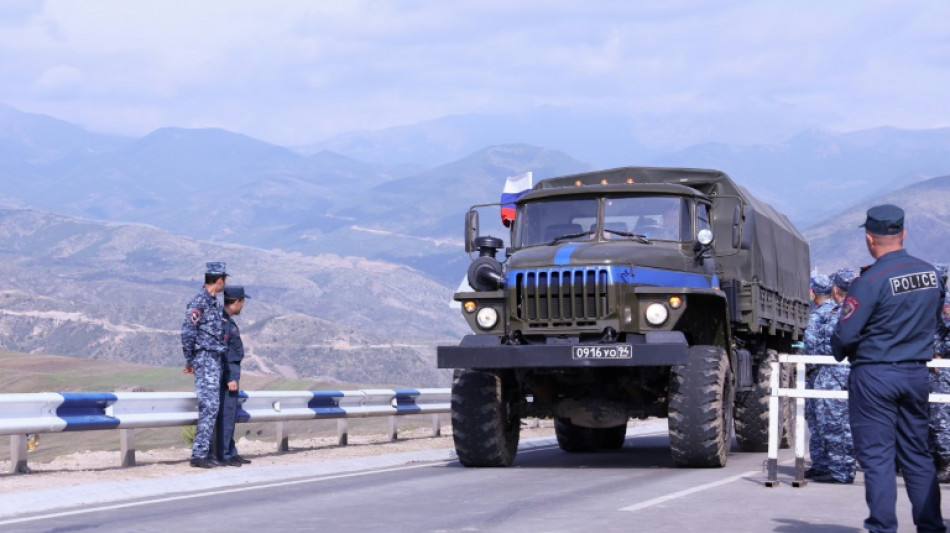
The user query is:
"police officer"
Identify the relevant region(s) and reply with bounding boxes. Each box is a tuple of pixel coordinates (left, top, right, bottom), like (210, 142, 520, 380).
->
(809, 268, 859, 484)
(214, 285, 251, 467)
(181, 262, 228, 469)
(931, 262, 950, 482)
(832, 205, 945, 533)
(804, 273, 834, 478)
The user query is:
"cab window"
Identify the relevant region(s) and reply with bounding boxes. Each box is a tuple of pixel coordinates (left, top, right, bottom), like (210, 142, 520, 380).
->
(515, 198, 597, 247)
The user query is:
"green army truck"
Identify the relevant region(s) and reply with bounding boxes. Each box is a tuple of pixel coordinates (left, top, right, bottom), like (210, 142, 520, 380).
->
(437, 166, 809, 468)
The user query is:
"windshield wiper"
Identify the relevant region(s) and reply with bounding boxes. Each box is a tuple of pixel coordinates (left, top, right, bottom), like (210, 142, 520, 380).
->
(546, 231, 589, 245)
(604, 228, 652, 244)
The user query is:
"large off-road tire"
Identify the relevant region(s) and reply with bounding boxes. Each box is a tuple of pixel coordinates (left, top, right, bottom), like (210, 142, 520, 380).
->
(668, 345, 735, 468)
(734, 349, 792, 452)
(451, 369, 521, 467)
(555, 417, 600, 452)
(555, 418, 627, 452)
(595, 423, 628, 450)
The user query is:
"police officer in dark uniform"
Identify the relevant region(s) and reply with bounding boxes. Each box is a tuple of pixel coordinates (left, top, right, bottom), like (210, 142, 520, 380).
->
(181, 262, 228, 468)
(832, 205, 946, 533)
(214, 285, 251, 466)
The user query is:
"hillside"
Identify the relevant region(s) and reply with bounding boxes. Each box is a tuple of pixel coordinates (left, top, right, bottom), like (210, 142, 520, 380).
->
(804, 174, 950, 273)
(0, 209, 467, 387)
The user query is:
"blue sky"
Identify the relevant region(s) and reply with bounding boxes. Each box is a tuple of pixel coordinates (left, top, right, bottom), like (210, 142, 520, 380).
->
(1, 1, 948, 147)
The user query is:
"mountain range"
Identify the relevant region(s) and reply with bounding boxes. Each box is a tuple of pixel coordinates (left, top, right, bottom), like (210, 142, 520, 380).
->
(3, 102, 950, 386)
(0, 207, 466, 387)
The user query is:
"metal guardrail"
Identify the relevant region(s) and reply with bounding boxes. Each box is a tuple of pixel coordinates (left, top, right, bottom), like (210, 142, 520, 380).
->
(2, 388, 451, 474)
(765, 355, 950, 487)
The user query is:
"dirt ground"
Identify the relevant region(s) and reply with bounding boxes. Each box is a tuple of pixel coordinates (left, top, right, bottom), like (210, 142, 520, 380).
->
(0, 419, 567, 494)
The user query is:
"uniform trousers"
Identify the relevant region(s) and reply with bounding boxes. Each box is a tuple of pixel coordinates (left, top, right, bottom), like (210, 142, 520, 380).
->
(214, 385, 241, 461)
(850, 362, 945, 533)
(929, 368, 950, 460)
(191, 352, 222, 459)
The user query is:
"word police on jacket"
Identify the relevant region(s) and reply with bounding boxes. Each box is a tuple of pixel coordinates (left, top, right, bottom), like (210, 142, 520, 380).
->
(889, 271, 939, 295)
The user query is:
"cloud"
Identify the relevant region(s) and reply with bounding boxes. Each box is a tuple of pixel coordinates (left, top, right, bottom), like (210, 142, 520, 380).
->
(34, 65, 83, 96)
(1, 1, 949, 146)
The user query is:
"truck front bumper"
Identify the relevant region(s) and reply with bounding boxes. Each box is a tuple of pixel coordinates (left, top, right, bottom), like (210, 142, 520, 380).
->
(437, 331, 688, 369)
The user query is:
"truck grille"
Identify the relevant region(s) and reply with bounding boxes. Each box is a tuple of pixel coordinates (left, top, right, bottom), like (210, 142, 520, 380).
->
(513, 268, 611, 326)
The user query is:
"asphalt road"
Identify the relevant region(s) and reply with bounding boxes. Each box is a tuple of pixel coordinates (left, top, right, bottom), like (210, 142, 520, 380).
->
(1, 423, 947, 532)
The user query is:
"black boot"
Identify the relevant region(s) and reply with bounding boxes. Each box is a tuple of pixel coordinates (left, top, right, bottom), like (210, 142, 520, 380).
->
(936, 456, 950, 484)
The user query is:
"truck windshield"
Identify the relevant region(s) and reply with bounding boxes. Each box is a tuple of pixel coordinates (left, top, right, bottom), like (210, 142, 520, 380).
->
(604, 196, 688, 242)
(514, 197, 597, 247)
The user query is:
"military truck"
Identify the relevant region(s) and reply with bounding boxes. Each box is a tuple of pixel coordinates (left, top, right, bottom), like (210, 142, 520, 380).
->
(437, 166, 809, 468)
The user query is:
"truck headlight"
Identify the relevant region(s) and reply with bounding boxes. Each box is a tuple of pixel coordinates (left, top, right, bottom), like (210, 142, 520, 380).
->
(645, 303, 669, 326)
(476, 307, 499, 329)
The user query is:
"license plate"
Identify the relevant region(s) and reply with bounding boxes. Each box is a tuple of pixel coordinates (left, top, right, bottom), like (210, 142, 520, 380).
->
(571, 345, 633, 360)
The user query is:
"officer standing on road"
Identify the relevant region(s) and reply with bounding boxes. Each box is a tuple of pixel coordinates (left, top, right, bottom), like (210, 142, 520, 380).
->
(809, 267, 859, 484)
(804, 273, 835, 478)
(930, 263, 950, 483)
(181, 262, 228, 469)
(214, 285, 252, 467)
(832, 205, 945, 533)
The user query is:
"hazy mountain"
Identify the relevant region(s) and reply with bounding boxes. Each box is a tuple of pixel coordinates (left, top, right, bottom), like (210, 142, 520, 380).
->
(299, 107, 655, 168)
(651, 127, 950, 226)
(0, 208, 467, 386)
(804, 174, 950, 274)
(5, 103, 950, 287)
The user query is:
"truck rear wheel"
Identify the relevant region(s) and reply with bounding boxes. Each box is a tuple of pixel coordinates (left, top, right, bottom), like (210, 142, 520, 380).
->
(451, 369, 521, 467)
(668, 345, 734, 467)
(555, 417, 599, 452)
(596, 423, 627, 450)
(734, 349, 792, 452)
(555, 418, 627, 452)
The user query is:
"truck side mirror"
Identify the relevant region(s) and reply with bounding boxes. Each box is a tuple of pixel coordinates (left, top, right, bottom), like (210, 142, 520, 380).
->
(465, 209, 480, 254)
(732, 205, 742, 249)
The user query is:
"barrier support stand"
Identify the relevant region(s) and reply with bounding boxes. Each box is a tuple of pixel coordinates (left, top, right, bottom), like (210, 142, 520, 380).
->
(10, 434, 28, 474)
(431, 414, 441, 437)
(120, 428, 136, 467)
(276, 420, 289, 452)
(792, 360, 808, 487)
(388, 416, 398, 441)
(765, 360, 781, 487)
(337, 419, 349, 446)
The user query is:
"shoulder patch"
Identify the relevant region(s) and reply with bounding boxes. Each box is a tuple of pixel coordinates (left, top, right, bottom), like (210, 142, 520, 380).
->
(840, 296, 858, 321)
(189, 309, 202, 324)
(943, 304, 950, 323)
(889, 271, 939, 295)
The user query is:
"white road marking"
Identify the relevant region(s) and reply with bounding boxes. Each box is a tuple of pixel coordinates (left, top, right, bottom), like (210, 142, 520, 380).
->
(0, 462, 441, 527)
(619, 470, 762, 512)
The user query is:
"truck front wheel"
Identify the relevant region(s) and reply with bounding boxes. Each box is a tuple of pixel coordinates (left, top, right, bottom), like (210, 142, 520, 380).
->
(451, 369, 521, 467)
(734, 349, 792, 452)
(668, 345, 734, 467)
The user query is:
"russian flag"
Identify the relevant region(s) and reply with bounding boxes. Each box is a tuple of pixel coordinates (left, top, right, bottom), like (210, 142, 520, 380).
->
(500, 171, 532, 227)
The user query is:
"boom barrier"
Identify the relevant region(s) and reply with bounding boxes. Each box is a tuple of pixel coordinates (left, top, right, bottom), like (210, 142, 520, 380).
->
(1, 388, 450, 474)
(765, 354, 950, 487)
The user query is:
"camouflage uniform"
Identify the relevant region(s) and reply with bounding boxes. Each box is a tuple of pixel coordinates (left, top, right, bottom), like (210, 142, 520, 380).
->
(181, 265, 228, 462)
(804, 292, 836, 477)
(931, 263, 950, 482)
(808, 268, 859, 483)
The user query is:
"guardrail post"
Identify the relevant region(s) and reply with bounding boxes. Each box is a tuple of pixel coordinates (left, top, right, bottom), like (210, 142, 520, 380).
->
(10, 434, 28, 474)
(792, 360, 808, 487)
(765, 360, 781, 487)
(120, 428, 136, 467)
(337, 419, 349, 446)
(276, 420, 289, 452)
(431, 414, 441, 437)
(388, 415, 398, 441)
